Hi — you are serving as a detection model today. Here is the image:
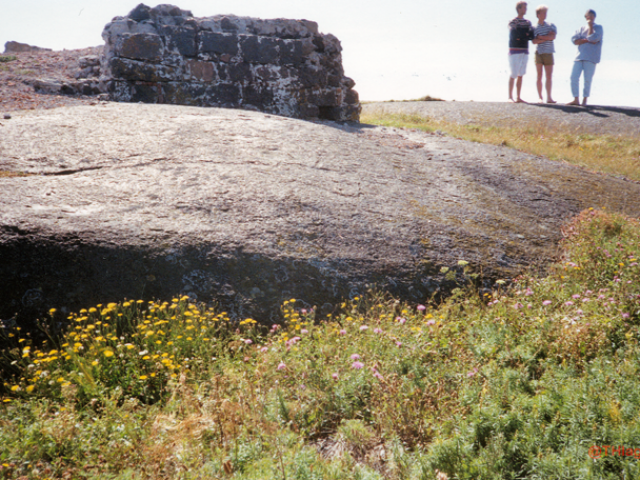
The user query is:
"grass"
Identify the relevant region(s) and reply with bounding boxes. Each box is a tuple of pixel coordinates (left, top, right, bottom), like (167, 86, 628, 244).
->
(360, 110, 640, 182)
(0, 55, 17, 63)
(1, 209, 640, 479)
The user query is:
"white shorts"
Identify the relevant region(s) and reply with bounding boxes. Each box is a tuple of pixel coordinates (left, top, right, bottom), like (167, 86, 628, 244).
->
(509, 53, 528, 78)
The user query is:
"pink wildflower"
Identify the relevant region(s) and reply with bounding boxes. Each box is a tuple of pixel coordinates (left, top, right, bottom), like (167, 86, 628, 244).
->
(339, 329, 347, 335)
(565, 301, 574, 306)
(332, 373, 339, 380)
(397, 317, 406, 325)
(260, 347, 268, 353)
(426, 320, 436, 326)
(374, 328, 383, 334)
(542, 300, 552, 306)
(277, 362, 286, 371)
(396, 341, 402, 348)
(351, 361, 364, 370)
(351, 354, 361, 361)
(243, 339, 253, 345)
(417, 304, 426, 311)
(301, 329, 309, 334)
(360, 325, 369, 332)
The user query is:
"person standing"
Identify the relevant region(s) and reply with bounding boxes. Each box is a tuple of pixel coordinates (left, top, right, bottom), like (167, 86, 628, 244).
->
(532, 5, 557, 103)
(508, 1, 535, 103)
(567, 9, 603, 106)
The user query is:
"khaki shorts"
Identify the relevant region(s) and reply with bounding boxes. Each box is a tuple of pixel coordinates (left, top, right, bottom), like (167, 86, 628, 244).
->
(535, 53, 554, 66)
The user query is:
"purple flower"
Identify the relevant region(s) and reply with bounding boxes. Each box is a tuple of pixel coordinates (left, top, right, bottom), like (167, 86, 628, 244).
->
(565, 301, 574, 307)
(332, 373, 339, 380)
(373, 371, 384, 381)
(396, 341, 402, 348)
(572, 294, 581, 299)
(514, 303, 524, 310)
(351, 361, 364, 370)
(622, 313, 630, 318)
(351, 353, 361, 361)
(417, 304, 426, 311)
(260, 347, 268, 353)
(359, 325, 369, 332)
(374, 328, 383, 334)
(397, 317, 406, 325)
(426, 320, 436, 326)
(339, 329, 347, 335)
(277, 362, 286, 371)
(243, 339, 253, 345)
(542, 300, 552, 306)
(301, 329, 309, 334)
(525, 288, 534, 296)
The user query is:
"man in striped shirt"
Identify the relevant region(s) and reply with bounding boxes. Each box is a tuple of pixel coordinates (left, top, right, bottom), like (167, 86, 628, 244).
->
(532, 5, 557, 103)
(508, 1, 535, 103)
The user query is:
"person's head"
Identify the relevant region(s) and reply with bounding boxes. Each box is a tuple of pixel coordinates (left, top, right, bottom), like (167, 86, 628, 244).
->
(585, 9, 596, 23)
(516, 1, 527, 16)
(536, 5, 548, 21)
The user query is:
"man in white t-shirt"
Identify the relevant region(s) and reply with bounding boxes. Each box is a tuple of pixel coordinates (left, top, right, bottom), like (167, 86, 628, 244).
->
(532, 5, 557, 103)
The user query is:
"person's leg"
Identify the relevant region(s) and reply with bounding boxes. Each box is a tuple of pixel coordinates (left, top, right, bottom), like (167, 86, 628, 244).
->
(509, 76, 516, 102)
(508, 54, 517, 102)
(536, 62, 544, 102)
(568, 61, 582, 105)
(516, 76, 526, 103)
(582, 61, 597, 105)
(544, 64, 555, 103)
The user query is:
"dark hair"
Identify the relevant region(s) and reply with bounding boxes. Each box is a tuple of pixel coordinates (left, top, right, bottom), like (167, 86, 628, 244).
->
(586, 9, 596, 17)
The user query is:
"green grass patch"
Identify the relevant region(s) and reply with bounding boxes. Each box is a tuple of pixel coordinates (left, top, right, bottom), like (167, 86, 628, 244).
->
(361, 110, 640, 182)
(0, 55, 17, 63)
(1, 210, 640, 478)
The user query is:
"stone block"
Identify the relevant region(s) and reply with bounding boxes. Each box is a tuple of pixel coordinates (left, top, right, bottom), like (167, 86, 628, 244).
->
(109, 57, 178, 82)
(240, 35, 278, 64)
(199, 32, 238, 55)
(207, 83, 241, 106)
(279, 39, 304, 65)
(160, 24, 197, 57)
(345, 89, 359, 105)
(243, 84, 274, 108)
(223, 62, 253, 83)
(185, 60, 216, 82)
(163, 82, 207, 105)
(114, 33, 164, 61)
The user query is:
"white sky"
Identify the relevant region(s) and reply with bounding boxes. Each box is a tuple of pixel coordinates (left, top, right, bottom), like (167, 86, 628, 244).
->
(1, 0, 639, 107)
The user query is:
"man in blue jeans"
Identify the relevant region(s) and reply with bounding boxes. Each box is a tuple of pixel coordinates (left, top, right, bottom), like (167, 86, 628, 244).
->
(567, 9, 603, 106)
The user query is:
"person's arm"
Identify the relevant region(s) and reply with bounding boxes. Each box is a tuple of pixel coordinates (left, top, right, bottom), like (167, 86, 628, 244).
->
(571, 27, 585, 45)
(587, 25, 603, 44)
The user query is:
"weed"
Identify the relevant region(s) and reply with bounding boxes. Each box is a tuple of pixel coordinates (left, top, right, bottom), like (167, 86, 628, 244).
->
(1, 211, 640, 478)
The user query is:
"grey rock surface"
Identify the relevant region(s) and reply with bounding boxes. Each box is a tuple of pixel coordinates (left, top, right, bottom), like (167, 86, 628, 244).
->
(3, 41, 52, 54)
(1, 102, 640, 326)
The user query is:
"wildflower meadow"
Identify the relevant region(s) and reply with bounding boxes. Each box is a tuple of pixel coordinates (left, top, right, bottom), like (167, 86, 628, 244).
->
(1, 209, 640, 479)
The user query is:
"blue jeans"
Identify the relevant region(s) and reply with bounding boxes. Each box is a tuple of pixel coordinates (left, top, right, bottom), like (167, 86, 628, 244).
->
(571, 60, 596, 98)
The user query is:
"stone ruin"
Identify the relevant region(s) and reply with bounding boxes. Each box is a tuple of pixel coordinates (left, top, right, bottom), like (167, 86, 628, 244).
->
(100, 4, 361, 121)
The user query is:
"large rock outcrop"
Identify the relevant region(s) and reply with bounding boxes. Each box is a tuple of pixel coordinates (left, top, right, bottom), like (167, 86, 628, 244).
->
(100, 4, 360, 121)
(2, 103, 640, 328)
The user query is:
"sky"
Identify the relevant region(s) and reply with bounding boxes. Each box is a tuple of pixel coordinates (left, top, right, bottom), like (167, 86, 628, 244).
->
(1, 0, 639, 107)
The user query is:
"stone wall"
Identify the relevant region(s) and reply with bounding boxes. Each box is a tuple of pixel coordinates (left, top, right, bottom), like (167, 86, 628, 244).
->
(101, 4, 360, 121)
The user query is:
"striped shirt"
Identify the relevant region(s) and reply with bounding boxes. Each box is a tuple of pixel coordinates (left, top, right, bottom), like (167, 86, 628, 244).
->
(534, 22, 557, 54)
